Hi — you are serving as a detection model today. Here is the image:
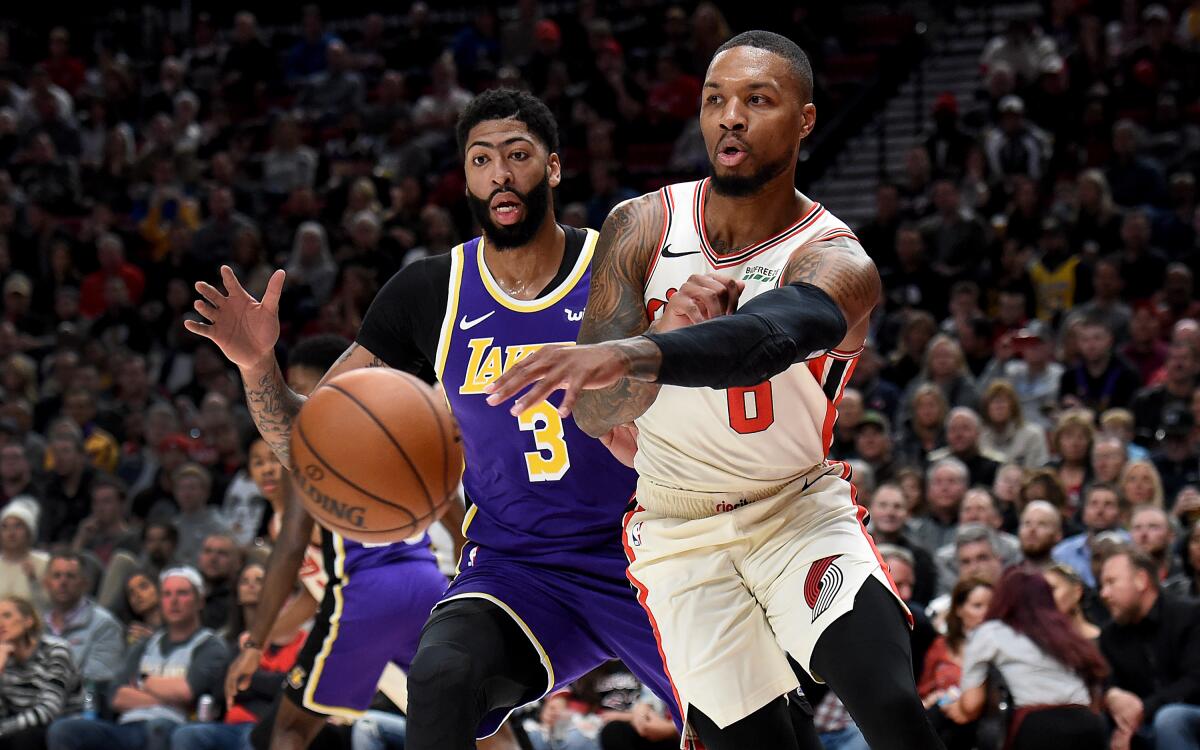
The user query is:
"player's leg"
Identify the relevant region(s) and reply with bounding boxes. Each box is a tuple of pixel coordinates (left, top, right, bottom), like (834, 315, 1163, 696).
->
(266, 696, 327, 750)
(405, 597, 547, 750)
(688, 698, 804, 750)
(808, 577, 942, 750)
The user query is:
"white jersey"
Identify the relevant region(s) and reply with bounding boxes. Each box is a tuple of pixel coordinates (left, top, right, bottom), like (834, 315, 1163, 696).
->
(635, 178, 862, 493)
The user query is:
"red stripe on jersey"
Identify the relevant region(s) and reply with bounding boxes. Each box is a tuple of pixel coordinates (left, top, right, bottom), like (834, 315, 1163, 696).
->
(811, 230, 860, 245)
(839, 472, 914, 628)
(643, 186, 674, 287)
(621, 505, 688, 728)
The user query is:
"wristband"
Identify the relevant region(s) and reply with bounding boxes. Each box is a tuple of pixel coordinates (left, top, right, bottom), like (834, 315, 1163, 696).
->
(242, 638, 262, 651)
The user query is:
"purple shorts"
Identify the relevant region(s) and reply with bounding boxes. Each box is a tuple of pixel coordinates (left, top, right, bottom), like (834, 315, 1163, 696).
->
(285, 555, 447, 718)
(443, 541, 679, 737)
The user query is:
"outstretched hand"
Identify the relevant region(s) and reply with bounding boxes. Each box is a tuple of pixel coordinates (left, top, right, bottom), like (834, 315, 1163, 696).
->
(184, 265, 286, 370)
(484, 343, 634, 418)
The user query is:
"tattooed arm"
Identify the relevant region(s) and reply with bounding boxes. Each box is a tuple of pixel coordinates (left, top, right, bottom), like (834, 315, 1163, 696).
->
(240, 345, 387, 469)
(485, 235, 880, 412)
(570, 193, 665, 437)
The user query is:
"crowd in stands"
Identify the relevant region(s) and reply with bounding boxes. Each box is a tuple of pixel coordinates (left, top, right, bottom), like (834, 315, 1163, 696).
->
(2, 0, 1200, 749)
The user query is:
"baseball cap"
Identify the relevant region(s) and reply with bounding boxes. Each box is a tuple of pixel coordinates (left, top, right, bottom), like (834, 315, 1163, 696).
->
(933, 92, 958, 115)
(534, 19, 561, 44)
(998, 95, 1025, 114)
(858, 411, 892, 434)
(160, 565, 206, 596)
(158, 433, 192, 454)
(1016, 319, 1052, 342)
(1159, 405, 1194, 439)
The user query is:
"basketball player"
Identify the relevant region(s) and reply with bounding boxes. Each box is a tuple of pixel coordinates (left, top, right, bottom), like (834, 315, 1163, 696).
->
(188, 90, 687, 750)
(486, 33, 944, 750)
(188, 334, 448, 749)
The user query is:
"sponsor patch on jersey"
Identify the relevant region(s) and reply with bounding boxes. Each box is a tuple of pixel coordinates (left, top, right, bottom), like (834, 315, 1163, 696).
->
(742, 265, 780, 284)
(804, 554, 844, 623)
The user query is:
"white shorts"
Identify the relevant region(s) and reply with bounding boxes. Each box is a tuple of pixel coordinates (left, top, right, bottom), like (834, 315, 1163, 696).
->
(622, 461, 909, 732)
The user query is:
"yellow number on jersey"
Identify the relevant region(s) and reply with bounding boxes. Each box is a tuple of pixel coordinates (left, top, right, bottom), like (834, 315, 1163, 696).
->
(517, 402, 571, 482)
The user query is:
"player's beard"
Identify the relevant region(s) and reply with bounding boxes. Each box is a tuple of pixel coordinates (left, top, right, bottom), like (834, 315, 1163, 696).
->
(466, 174, 552, 251)
(709, 152, 793, 198)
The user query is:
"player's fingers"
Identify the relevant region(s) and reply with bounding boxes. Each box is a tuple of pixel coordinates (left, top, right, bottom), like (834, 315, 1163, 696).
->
(484, 357, 545, 405)
(219, 265, 250, 299)
(183, 319, 214, 338)
(719, 276, 744, 314)
(195, 281, 225, 307)
(262, 269, 286, 313)
(510, 376, 562, 417)
(193, 299, 218, 322)
(557, 382, 580, 417)
(681, 300, 706, 324)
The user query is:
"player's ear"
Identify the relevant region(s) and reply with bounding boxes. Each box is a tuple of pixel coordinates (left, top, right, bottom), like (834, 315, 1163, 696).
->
(798, 103, 817, 141)
(547, 153, 562, 189)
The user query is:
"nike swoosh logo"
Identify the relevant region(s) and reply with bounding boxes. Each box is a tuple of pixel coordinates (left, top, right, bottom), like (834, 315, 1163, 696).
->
(661, 244, 701, 259)
(459, 311, 496, 330)
(800, 467, 838, 493)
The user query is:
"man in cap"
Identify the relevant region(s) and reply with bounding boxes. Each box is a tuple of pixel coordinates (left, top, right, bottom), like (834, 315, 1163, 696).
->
(985, 319, 1062, 430)
(1152, 405, 1200, 500)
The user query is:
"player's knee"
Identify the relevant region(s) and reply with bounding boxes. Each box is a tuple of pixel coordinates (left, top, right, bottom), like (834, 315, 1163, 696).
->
(408, 641, 478, 698)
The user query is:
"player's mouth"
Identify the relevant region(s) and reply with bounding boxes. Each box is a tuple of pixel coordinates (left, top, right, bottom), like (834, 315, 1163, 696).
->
(490, 194, 526, 225)
(716, 139, 749, 167)
(260, 480, 279, 495)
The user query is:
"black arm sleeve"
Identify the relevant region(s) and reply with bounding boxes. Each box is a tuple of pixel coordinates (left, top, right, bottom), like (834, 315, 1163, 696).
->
(355, 255, 452, 384)
(642, 282, 847, 389)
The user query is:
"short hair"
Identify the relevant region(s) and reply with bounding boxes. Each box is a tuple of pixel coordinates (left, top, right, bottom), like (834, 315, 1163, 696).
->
(1083, 480, 1124, 508)
(877, 544, 915, 570)
(47, 549, 85, 572)
(714, 30, 813, 103)
(954, 523, 997, 553)
(930, 456, 970, 484)
(173, 462, 212, 489)
(143, 521, 179, 545)
(91, 474, 128, 502)
(456, 88, 559, 156)
(1102, 546, 1159, 584)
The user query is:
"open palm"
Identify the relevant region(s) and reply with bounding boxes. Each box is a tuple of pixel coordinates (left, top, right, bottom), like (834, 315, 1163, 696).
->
(184, 265, 286, 369)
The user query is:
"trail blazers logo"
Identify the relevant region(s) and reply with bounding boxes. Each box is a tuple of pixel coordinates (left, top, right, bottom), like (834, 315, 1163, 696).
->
(287, 666, 308, 690)
(804, 554, 844, 623)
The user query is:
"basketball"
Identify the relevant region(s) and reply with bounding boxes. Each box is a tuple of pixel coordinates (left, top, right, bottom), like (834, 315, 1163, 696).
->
(290, 368, 463, 544)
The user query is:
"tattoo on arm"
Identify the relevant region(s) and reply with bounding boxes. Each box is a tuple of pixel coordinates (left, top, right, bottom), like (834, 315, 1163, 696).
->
(781, 236, 881, 328)
(573, 194, 665, 437)
(245, 360, 304, 469)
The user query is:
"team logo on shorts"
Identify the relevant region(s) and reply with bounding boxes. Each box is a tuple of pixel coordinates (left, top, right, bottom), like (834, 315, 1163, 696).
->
(287, 666, 308, 689)
(804, 554, 844, 623)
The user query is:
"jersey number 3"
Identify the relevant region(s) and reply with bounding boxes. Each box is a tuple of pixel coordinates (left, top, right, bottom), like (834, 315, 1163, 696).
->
(727, 382, 775, 434)
(518, 402, 571, 481)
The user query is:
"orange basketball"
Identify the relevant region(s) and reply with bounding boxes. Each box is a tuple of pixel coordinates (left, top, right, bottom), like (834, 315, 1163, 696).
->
(290, 368, 463, 543)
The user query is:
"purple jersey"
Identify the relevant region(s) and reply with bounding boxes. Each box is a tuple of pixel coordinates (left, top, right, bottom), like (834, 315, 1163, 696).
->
(436, 232, 637, 562)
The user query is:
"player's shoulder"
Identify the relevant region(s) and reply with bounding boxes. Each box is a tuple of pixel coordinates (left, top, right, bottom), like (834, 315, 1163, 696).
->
(379, 250, 455, 297)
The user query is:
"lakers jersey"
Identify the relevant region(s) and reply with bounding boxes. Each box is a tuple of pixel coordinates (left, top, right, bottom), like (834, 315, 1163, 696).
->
(636, 179, 861, 493)
(435, 231, 639, 562)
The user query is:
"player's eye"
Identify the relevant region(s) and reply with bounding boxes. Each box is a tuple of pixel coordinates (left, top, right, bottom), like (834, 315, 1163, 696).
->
(749, 95, 768, 105)
(705, 94, 721, 105)
(472, 154, 488, 166)
(510, 151, 528, 161)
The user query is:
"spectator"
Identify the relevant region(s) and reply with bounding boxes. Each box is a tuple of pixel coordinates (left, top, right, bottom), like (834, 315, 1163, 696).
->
(1132, 344, 1198, 447)
(983, 95, 1049, 181)
(118, 571, 160, 649)
(40, 551, 123, 684)
(79, 234, 145, 321)
(1165, 519, 1200, 599)
(1028, 218, 1087, 322)
(991, 462, 1025, 530)
(942, 567, 1108, 749)
(936, 490, 1021, 593)
(918, 180, 989, 281)
(949, 525, 1005, 589)
(1044, 562, 1102, 640)
(47, 567, 229, 750)
(170, 464, 228, 567)
(297, 40, 365, 125)
(978, 380, 1050, 468)
(1101, 409, 1152, 462)
(196, 533, 239, 631)
(853, 411, 898, 484)
(927, 408, 1003, 488)
(1120, 460, 1166, 508)
(1053, 482, 1131, 587)
(1130, 505, 1181, 584)
(894, 383, 949, 470)
(261, 116, 317, 198)
(981, 19, 1059, 85)
(1070, 169, 1122, 257)
(1107, 119, 1167, 209)
(867, 483, 938, 606)
(904, 336, 981, 426)
(285, 4, 335, 82)
(1091, 434, 1129, 484)
(0, 596, 82, 749)
(219, 13, 277, 116)
(0, 499, 48, 609)
(1116, 211, 1169, 303)
(1060, 316, 1142, 413)
(1152, 406, 1200, 500)
(1047, 409, 1096, 509)
(985, 320, 1062, 431)
(1066, 256, 1132, 343)
(72, 476, 138, 566)
(172, 561, 305, 750)
(1019, 500, 1065, 568)
(190, 187, 255, 267)
(884, 310, 938, 390)
(1099, 549, 1200, 749)
(910, 457, 970, 553)
(0, 444, 40, 506)
(918, 576, 993, 708)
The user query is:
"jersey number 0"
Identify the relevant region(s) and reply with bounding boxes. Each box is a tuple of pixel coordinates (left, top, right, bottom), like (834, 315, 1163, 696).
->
(517, 402, 571, 481)
(727, 382, 775, 434)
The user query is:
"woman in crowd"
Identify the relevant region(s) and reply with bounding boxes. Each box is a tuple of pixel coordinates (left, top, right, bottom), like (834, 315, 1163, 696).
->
(895, 384, 950, 468)
(222, 561, 266, 646)
(944, 567, 1107, 750)
(1044, 562, 1101, 640)
(1165, 519, 1200, 598)
(978, 380, 1050, 468)
(1047, 410, 1095, 513)
(1120, 460, 1165, 508)
(992, 463, 1026, 532)
(121, 570, 161, 647)
(919, 577, 994, 707)
(905, 334, 981, 417)
(0, 502, 48, 610)
(0, 596, 82, 750)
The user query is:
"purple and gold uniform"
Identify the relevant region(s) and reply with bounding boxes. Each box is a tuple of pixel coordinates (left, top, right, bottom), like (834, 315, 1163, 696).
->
(283, 528, 446, 718)
(357, 226, 679, 738)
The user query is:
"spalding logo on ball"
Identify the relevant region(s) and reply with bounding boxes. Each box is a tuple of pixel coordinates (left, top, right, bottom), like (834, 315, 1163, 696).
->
(290, 368, 464, 544)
